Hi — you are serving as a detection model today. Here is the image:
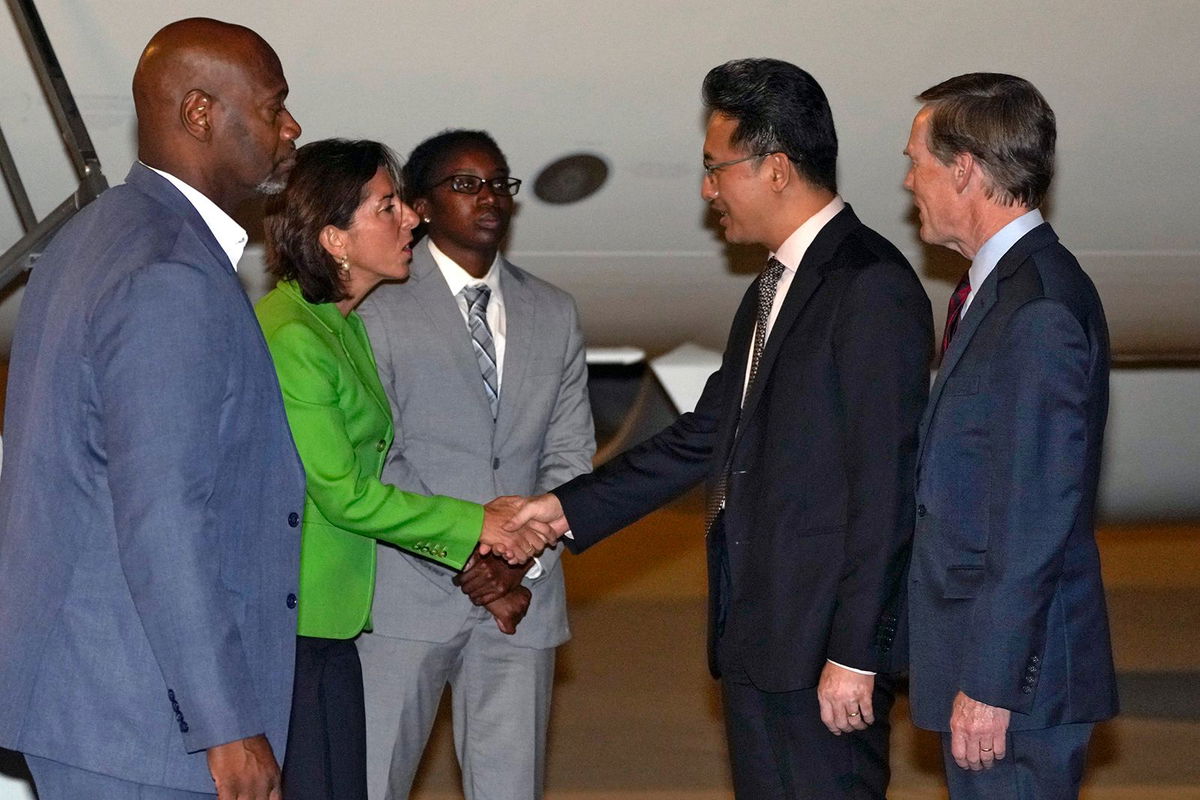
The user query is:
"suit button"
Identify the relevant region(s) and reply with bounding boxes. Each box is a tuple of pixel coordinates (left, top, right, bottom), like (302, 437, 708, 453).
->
(376, 440, 386, 452)
(917, 504, 927, 517)
(286, 593, 297, 609)
(288, 512, 300, 528)
(493, 457, 500, 470)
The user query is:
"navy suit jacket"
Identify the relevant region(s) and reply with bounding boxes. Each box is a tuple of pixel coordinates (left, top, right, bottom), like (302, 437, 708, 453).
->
(908, 222, 1120, 731)
(0, 164, 306, 790)
(557, 206, 932, 691)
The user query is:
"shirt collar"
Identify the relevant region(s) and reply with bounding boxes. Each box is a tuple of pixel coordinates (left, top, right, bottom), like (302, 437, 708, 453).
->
(969, 208, 1044, 292)
(771, 195, 845, 272)
(427, 238, 503, 300)
(141, 163, 249, 271)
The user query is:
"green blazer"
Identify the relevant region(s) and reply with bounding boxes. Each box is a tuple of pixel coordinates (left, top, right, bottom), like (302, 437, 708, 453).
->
(256, 280, 482, 639)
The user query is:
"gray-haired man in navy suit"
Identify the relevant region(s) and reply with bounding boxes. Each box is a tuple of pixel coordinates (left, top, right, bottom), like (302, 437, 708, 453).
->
(0, 18, 305, 800)
(903, 73, 1118, 799)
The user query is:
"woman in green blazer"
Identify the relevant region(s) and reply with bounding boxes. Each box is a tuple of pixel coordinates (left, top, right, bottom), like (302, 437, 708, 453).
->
(256, 139, 546, 800)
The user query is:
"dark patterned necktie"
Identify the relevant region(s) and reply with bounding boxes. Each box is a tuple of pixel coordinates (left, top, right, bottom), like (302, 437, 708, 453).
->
(462, 285, 499, 419)
(705, 257, 788, 531)
(941, 271, 972, 355)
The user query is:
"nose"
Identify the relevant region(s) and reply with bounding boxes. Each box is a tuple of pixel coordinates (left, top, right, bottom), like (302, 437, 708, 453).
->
(399, 202, 419, 231)
(700, 174, 718, 202)
(280, 109, 301, 142)
(902, 167, 914, 193)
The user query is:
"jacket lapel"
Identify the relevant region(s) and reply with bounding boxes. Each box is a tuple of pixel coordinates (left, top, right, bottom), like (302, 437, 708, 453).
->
(736, 205, 861, 429)
(125, 163, 235, 275)
(494, 258, 530, 437)
(916, 223, 1059, 466)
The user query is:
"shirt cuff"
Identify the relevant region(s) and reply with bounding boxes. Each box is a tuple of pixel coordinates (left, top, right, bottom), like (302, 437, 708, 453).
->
(525, 556, 544, 581)
(827, 659, 876, 676)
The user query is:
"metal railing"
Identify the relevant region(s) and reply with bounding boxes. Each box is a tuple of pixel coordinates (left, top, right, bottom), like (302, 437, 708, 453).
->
(0, 0, 108, 292)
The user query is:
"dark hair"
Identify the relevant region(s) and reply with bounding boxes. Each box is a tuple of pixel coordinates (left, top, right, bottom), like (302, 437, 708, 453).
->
(702, 58, 838, 193)
(265, 138, 403, 304)
(403, 129, 505, 200)
(917, 73, 1055, 208)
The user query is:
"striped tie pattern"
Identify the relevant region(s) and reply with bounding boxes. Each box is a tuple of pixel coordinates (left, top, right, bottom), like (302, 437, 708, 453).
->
(941, 270, 972, 356)
(462, 285, 499, 418)
(705, 257, 788, 532)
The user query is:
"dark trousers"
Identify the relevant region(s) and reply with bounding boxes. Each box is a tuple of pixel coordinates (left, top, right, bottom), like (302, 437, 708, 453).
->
(25, 755, 215, 799)
(720, 668, 894, 799)
(282, 635, 367, 800)
(940, 722, 1094, 799)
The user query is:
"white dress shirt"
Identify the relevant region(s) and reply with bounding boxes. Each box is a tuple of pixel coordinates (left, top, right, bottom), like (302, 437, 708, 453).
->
(142, 163, 249, 271)
(961, 208, 1045, 319)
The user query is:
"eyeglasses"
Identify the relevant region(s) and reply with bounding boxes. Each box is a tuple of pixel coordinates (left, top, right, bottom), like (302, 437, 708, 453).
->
(702, 152, 782, 179)
(432, 174, 522, 196)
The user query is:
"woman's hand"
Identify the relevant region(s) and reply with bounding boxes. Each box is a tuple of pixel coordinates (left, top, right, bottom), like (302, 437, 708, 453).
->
(479, 496, 556, 564)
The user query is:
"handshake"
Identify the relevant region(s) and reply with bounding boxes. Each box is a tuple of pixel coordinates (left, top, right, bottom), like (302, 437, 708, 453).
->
(449, 493, 569, 636)
(477, 492, 570, 565)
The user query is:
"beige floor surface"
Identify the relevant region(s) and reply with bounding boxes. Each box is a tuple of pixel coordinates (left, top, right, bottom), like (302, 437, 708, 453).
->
(407, 492, 1200, 799)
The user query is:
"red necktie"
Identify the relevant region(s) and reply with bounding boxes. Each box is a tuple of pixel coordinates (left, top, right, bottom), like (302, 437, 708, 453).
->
(941, 271, 972, 355)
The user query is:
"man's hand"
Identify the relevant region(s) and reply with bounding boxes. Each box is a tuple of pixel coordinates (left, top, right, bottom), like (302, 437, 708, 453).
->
(817, 661, 875, 734)
(479, 496, 555, 564)
(503, 492, 570, 537)
(486, 585, 532, 634)
(454, 549, 530, 606)
(207, 734, 281, 800)
(949, 690, 1011, 770)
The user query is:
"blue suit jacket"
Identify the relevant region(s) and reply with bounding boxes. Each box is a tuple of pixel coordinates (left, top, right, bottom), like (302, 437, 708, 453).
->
(0, 164, 306, 790)
(909, 222, 1119, 731)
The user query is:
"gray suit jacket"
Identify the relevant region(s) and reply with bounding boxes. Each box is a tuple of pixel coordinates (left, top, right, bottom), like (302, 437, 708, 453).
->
(357, 241, 593, 649)
(0, 164, 306, 791)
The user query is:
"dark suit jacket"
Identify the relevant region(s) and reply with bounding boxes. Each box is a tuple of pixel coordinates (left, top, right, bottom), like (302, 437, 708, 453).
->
(0, 164, 306, 790)
(557, 205, 932, 691)
(908, 222, 1119, 731)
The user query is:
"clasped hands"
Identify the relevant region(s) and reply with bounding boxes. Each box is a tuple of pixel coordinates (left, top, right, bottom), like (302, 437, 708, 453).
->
(477, 493, 570, 564)
(452, 494, 569, 635)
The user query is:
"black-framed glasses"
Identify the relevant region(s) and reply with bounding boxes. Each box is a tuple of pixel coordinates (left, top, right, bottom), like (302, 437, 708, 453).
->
(432, 174, 522, 196)
(702, 152, 777, 179)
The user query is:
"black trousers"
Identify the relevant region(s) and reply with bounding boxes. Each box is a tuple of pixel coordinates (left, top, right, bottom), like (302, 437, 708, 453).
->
(721, 667, 894, 800)
(940, 722, 1094, 799)
(282, 635, 367, 800)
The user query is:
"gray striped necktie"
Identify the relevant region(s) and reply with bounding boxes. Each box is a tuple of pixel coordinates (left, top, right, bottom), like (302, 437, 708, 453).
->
(705, 257, 787, 532)
(462, 285, 500, 419)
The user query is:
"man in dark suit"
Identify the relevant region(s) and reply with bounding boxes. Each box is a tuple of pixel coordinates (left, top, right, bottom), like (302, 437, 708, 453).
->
(509, 58, 932, 799)
(0, 19, 306, 799)
(902, 73, 1118, 799)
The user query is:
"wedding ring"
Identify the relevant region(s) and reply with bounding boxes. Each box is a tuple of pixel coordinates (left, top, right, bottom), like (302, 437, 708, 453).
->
(980, 746, 993, 752)
(847, 711, 860, 717)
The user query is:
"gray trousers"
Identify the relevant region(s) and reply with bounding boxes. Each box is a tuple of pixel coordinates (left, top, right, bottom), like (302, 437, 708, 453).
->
(25, 755, 215, 799)
(357, 608, 555, 800)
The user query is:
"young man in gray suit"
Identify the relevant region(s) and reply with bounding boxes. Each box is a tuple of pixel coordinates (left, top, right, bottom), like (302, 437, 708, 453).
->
(356, 130, 594, 800)
(0, 19, 305, 800)
(903, 73, 1118, 799)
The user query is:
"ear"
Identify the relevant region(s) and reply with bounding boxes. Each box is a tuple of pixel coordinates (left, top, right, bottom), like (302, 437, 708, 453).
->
(181, 89, 212, 142)
(952, 152, 974, 193)
(319, 224, 348, 262)
(412, 197, 430, 222)
(766, 152, 792, 193)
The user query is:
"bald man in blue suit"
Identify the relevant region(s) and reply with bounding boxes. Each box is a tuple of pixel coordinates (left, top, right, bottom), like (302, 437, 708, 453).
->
(0, 19, 305, 799)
